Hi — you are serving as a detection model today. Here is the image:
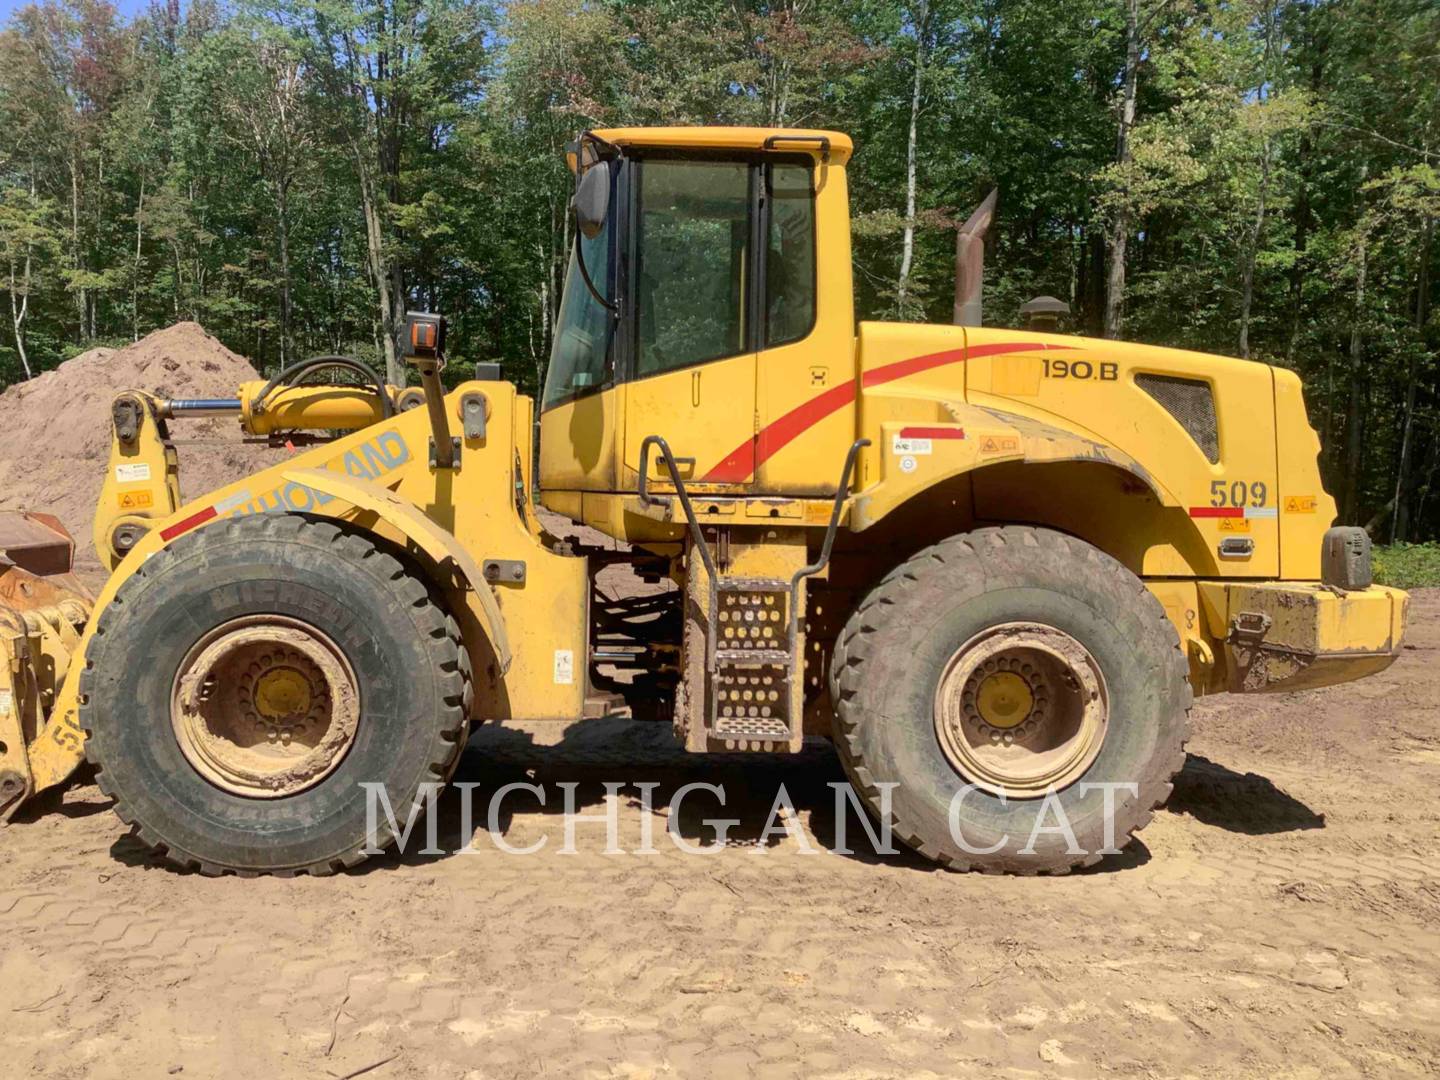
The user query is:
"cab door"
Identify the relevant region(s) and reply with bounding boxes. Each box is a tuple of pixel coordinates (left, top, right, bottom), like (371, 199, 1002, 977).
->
(753, 156, 857, 495)
(620, 157, 758, 494)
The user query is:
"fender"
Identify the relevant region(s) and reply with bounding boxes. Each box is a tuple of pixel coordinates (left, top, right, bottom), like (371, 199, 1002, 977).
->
(284, 467, 512, 673)
(853, 402, 1176, 530)
(970, 406, 1172, 502)
(21, 465, 516, 806)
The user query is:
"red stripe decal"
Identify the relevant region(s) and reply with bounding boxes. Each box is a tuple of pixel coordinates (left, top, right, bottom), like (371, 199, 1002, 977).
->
(706, 381, 856, 484)
(899, 426, 965, 439)
(1188, 506, 1243, 518)
(159, 505, 218, 541)
(700, 341, 1072, 483)
(861, 347, 966, 389)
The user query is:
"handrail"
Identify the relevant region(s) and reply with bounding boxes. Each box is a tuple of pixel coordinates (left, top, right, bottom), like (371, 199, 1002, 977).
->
(638, 434, 869, 646)
(788, 439, 869, 643)
(636, 435, 718, 583)
(761, 134, 831, 162)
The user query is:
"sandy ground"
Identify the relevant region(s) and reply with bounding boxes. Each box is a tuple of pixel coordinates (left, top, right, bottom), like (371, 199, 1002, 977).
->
(1, 592, 1437, 1078)
(0, 323, 274, 577)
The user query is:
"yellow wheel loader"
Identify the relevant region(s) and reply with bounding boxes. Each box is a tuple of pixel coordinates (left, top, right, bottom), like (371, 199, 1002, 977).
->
(0, 127, 1408, 874)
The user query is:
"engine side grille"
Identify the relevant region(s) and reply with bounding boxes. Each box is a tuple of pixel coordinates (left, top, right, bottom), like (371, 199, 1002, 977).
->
(1136, 373, 1220, 463)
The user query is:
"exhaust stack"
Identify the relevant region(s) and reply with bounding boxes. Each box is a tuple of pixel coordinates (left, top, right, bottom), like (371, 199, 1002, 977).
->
(953, 188, 998, 327)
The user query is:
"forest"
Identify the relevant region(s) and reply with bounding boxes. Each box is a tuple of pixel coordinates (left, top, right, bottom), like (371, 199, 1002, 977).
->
(0, 0, 1436, 540)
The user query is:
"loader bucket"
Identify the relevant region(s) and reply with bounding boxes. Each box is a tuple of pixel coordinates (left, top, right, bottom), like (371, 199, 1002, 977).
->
(0, 512, 94, 820)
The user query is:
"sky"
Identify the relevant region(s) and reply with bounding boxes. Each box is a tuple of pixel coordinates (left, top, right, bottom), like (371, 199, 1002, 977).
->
(0, 0, 157, 22)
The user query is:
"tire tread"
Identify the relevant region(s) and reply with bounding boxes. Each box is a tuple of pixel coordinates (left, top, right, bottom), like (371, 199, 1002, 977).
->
(828, 525, 1192, 874)
(80, 514, 470, 877)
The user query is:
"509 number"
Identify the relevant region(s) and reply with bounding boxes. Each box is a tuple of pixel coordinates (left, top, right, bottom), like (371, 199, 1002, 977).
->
(1210, 479, 1267, 508)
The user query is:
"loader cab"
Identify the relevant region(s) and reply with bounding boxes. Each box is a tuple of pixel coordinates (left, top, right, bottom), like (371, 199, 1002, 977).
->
(539, 127, 858, 536)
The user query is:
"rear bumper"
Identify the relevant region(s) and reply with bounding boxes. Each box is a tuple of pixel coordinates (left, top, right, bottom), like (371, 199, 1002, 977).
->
(1197, 581, 1408, 693)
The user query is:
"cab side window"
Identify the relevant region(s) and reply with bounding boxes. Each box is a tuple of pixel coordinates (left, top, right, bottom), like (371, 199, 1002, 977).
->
(631, 155, 817, 379)
(765, 163, 816, 347)
(635, 160, 751, 376)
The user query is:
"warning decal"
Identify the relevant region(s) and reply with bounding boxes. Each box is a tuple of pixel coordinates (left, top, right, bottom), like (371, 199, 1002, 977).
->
(117, 490, 154, 510)
(979, 435, 1020, 455)
(553, 649, 575, 685)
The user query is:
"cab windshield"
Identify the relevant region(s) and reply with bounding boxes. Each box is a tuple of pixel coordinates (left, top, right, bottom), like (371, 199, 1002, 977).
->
(542, 195, 612, 410)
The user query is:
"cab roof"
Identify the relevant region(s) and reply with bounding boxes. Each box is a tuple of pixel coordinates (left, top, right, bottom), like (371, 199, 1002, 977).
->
(589, 126, 852, 165)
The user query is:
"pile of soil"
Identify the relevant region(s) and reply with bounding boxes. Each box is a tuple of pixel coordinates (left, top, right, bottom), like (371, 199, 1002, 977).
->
(0, 322, 278, 581)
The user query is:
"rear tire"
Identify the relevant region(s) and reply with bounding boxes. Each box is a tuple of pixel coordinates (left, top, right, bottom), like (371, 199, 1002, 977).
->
(829, 526, 1190, 874)
(81, 514, 469, 876)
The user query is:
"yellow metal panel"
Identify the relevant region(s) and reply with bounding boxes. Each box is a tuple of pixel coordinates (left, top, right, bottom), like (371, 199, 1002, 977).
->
(417, 385, 590, 722)
(591, 126, 853, 164)
(850, 361, 1179, 552)
(541, 488, 583, 522)
(514, 392, 536, 530)
(965, 327, 1280, 577)
(93, 393, 179, 569)
(620, 352, 757, 492)
(1144, 580, 1215, 692)
(1272, 368, 1336, 579)
(539, 385, 618, 491)
(989, 354, 1044, 396)
(752, 161, 857, 494)
(1196, 580, 1405, 692)
(851, 321, 971, 494)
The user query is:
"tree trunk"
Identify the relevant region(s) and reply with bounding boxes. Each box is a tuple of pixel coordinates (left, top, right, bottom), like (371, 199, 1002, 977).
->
(896, 1, 928, 317)
(1413, 425, 1440, 529)
(69, 156, 87, 342)
(276, 181, 294, 368)
(11, 173, 36, 379)
(1366, 435, 1437, 537)
(1391, 214, 1432, 542)
(1240, 0, 1278, 361)
(132, 174, 145, 343)
(1286, 24, 1323, 367)
(1284, 146, 1312, 367)
(1321, 350, 1334, 467)
(769, 56, 792, 126)
(9, 256, 32, 380)
(1104, 0, 1140, 340)
(1238, 138, 1270, 359)
(355, 148, 400, 385)
(1342, 228, 1368, 523)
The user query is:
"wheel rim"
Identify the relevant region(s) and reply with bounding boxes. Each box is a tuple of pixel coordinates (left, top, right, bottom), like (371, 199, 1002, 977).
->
(933, 622, 1108, 798)
(170, 616, 360, 798)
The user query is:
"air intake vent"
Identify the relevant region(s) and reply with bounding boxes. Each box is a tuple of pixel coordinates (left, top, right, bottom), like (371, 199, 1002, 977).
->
(1136, 374, 1219, 463)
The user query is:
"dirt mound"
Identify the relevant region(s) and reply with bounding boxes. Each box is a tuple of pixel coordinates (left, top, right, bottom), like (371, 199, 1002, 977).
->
(0, 323, 277, 581)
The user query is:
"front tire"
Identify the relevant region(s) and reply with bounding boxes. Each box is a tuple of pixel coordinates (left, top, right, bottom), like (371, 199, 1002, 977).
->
(81, 514, 469, 876)
(829, 526, 1190, 874)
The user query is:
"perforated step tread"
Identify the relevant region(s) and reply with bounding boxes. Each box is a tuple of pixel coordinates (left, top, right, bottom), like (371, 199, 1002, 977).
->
(715, 648, 791, 664)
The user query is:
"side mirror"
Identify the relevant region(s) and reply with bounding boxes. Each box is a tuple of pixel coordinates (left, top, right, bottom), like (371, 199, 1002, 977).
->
(574, 160, 610, 240)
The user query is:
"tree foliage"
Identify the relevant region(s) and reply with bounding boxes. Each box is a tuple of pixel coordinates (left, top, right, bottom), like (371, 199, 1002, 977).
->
(0, 0, 1436, 537)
